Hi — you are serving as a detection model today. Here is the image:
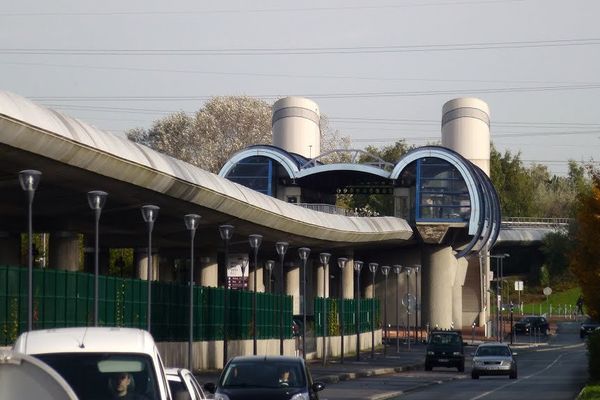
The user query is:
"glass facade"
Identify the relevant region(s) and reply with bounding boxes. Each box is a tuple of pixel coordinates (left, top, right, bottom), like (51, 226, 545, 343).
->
(225, 156, 275, 196)
(416, 158, 470, 222)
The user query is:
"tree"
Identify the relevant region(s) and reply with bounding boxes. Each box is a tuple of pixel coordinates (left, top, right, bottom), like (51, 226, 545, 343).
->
(127, 96, 272, 173)
(490, 146, 536, 217)
(570, 167, 600, 319)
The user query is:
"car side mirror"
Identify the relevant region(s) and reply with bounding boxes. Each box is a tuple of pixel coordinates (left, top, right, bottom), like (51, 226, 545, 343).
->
(203, 382, 216, 394)
(512, 352, 518, 357)
(462, 341, 468, 346)
(470, 352, 475, 357)
(312, 382, 326, 392)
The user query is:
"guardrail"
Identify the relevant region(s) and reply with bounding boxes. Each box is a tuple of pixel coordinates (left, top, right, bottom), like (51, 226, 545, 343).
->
(501, 217, 572, 229)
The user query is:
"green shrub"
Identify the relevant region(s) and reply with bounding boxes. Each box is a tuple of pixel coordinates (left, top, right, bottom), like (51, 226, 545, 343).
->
(587, 330, 600, 380)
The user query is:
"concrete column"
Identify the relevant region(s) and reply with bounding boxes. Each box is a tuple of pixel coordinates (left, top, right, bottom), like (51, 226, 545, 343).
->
(421, 245, 456, 329)
(0, 232, 21, 265)
(316, 263, 329, 297)
(135, 248, 159, 281)
(249, 261, 265, 293)
(49, 231, 81, 271)
(285, 262, 300, 315)
(452, 257, 469, 329)
(342, 255, 354, 299)
(199, 253, 218, 287)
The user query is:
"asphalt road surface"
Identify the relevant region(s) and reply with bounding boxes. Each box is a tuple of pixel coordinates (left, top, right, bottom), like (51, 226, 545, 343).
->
(320, 322, 587, 400)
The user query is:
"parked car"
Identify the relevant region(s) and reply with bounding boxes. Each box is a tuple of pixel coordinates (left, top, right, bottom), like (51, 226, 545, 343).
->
(425, 330, 466, 372)
(203, 355, 325, 400)
(13, 327, 172, 400)
(471, 342, 517, 379)
(580, 317, 600, 338)
(166, 367, 207, 400)
(513, 315, 549, 335)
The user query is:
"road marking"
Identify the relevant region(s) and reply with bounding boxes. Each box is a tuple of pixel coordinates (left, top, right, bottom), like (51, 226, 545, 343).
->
(468, 352, 565, 400)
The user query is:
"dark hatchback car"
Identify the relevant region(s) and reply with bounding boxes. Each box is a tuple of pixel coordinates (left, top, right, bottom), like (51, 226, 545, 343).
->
(580, 318, 600, 338)
(425, 330, 466, 372)
(513, 316, 549, 335)
(204, 355, 325, 400)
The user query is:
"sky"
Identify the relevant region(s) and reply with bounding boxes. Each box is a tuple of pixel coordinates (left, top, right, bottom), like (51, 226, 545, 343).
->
(1, 0, 599, 176)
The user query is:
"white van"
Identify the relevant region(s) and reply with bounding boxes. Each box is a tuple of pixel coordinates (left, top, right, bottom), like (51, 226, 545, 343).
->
(13, 327, 172, 400)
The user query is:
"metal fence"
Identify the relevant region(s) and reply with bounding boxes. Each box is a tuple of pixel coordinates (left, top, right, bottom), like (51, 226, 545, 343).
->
(314, 297, 380, 336)
(0, 265, 293, 345)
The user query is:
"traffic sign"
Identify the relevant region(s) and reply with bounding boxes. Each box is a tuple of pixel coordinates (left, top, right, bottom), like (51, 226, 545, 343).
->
(543, 287, 552, 296)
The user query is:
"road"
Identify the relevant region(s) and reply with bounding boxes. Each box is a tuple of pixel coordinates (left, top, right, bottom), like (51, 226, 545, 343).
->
(319, 322, 587, 400)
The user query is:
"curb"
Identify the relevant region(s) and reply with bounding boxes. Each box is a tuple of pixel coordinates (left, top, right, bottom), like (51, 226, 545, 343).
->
(367, 372, 467, 400)
(316, 363, 423, 384)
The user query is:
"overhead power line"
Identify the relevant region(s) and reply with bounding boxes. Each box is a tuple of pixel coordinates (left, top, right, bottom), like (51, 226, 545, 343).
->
(3, 38, 600, 56)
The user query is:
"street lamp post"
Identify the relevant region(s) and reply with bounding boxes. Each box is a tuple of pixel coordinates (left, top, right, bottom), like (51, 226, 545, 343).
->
(249, 234, 263, 355)
(19, 169, 41, 332)
(184, 214, 201, 371)
(298, 247, 311, 360)
(319, 252, 331, 366)
(354, 260, 364, 361)
(393, 265, 402, 352)
(141, 205, 159, 333)
(490, 253, 510, 341)
(381, 266, 390, 356)
(405, 266, 413, 350)
(368, 263, 378, 359)
(414, 265, 420, 342)
(276, 241, 289, 355)
(265, 260, 275, 293)
(337, 257, 347, 364)
(87, 190, 108, 327)
(219, 224, 234, 365)
(241, 258, 249, 290)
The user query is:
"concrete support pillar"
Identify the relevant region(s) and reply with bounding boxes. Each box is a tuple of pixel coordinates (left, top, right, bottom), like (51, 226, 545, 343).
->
(249, 262, 265, 293)
(342, 255, 354, 299)
(452, 257, 469, 329)
(421, 245, 456, 329)
(285, 262, 300, 315)
(0, 232, 21, 265)
(49, 232, 81, 271)
(200, 253, 218, 287)
(135, 248, 159, 281)
(316, 263, 329, 298)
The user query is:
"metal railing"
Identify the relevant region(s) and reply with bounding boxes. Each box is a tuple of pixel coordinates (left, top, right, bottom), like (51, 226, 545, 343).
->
(501, 217, 572, 229)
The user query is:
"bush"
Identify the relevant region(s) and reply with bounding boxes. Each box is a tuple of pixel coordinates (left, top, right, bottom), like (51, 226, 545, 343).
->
(587, 330, 600, 380)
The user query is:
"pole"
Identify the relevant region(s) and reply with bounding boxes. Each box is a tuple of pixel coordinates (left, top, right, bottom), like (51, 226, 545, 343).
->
(93, 208, 100, 326)
(340, 261, 345, 364)
(406, 271, 410, 351)
(188, 228, 196, 371)
(356, 268, 361, 360)
(396, 269, 400, 352)
(223, 237, 229, 363)
(383, 272, 388, 357)
(322, 259, 327, 366)
(147, 224, 152, 332)
(415, 268, 419, 342)
(279, 252, 284, 355)
(371, 271, 375, 359)
(252, 246, 258, 355)
(27, 191, 33, 332)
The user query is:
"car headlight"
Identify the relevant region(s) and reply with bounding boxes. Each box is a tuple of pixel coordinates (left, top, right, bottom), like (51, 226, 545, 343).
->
(427, 351, 434, 355)
(214, 394, 231, 400)
(453, 352, 462, 356)
(501, 360, 513, 366)
(291, 392, 310, 400)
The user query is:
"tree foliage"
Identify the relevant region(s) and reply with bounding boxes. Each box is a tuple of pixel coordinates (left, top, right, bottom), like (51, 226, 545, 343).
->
(570, 167, 600, 320)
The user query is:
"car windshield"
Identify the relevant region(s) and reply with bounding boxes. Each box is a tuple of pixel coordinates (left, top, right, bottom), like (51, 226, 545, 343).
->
(221, 361, 306, 389)
(429, 333, 461, 345)
(476, 346, 511, 357)
(34, 353, 160, 400)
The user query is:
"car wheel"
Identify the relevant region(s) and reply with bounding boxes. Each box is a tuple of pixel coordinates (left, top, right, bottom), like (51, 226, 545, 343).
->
(471, 372, 479, 379)
(510, 371, 517, 379)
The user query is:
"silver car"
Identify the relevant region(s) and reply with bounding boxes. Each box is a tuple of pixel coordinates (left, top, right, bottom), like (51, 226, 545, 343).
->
(471, 342, 517, 379)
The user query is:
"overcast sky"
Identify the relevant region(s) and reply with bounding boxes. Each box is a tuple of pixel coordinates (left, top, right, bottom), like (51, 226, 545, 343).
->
(2, 0, 599, 176)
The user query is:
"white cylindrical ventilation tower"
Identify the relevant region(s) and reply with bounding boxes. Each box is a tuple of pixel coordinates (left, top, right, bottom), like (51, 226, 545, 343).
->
(272, 97, 320, 159)
(441, 98, 491, 176)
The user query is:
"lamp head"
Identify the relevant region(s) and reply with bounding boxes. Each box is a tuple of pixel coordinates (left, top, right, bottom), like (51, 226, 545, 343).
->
(368, 262, 378, 274)
(319, 252, 331, 265)
(218, 224, 234, 241)
(298, 247, 310, 261)
(265, 260, 275, 272)
(353, 260, 363, 272)
(393, 265, 403, 275)
(249, 234, 263, 249)
(276, 241, 289, 256)
(413, 265, 421, 273)
(18, 169, 41, 192)
(184, 214, 201, 231)
(87, 190, 108, 211)
(337, 257, 347, 270)
(381, 265, 390, 276)
(141, 205, 160, 223)
(405, 266, 413, 275)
